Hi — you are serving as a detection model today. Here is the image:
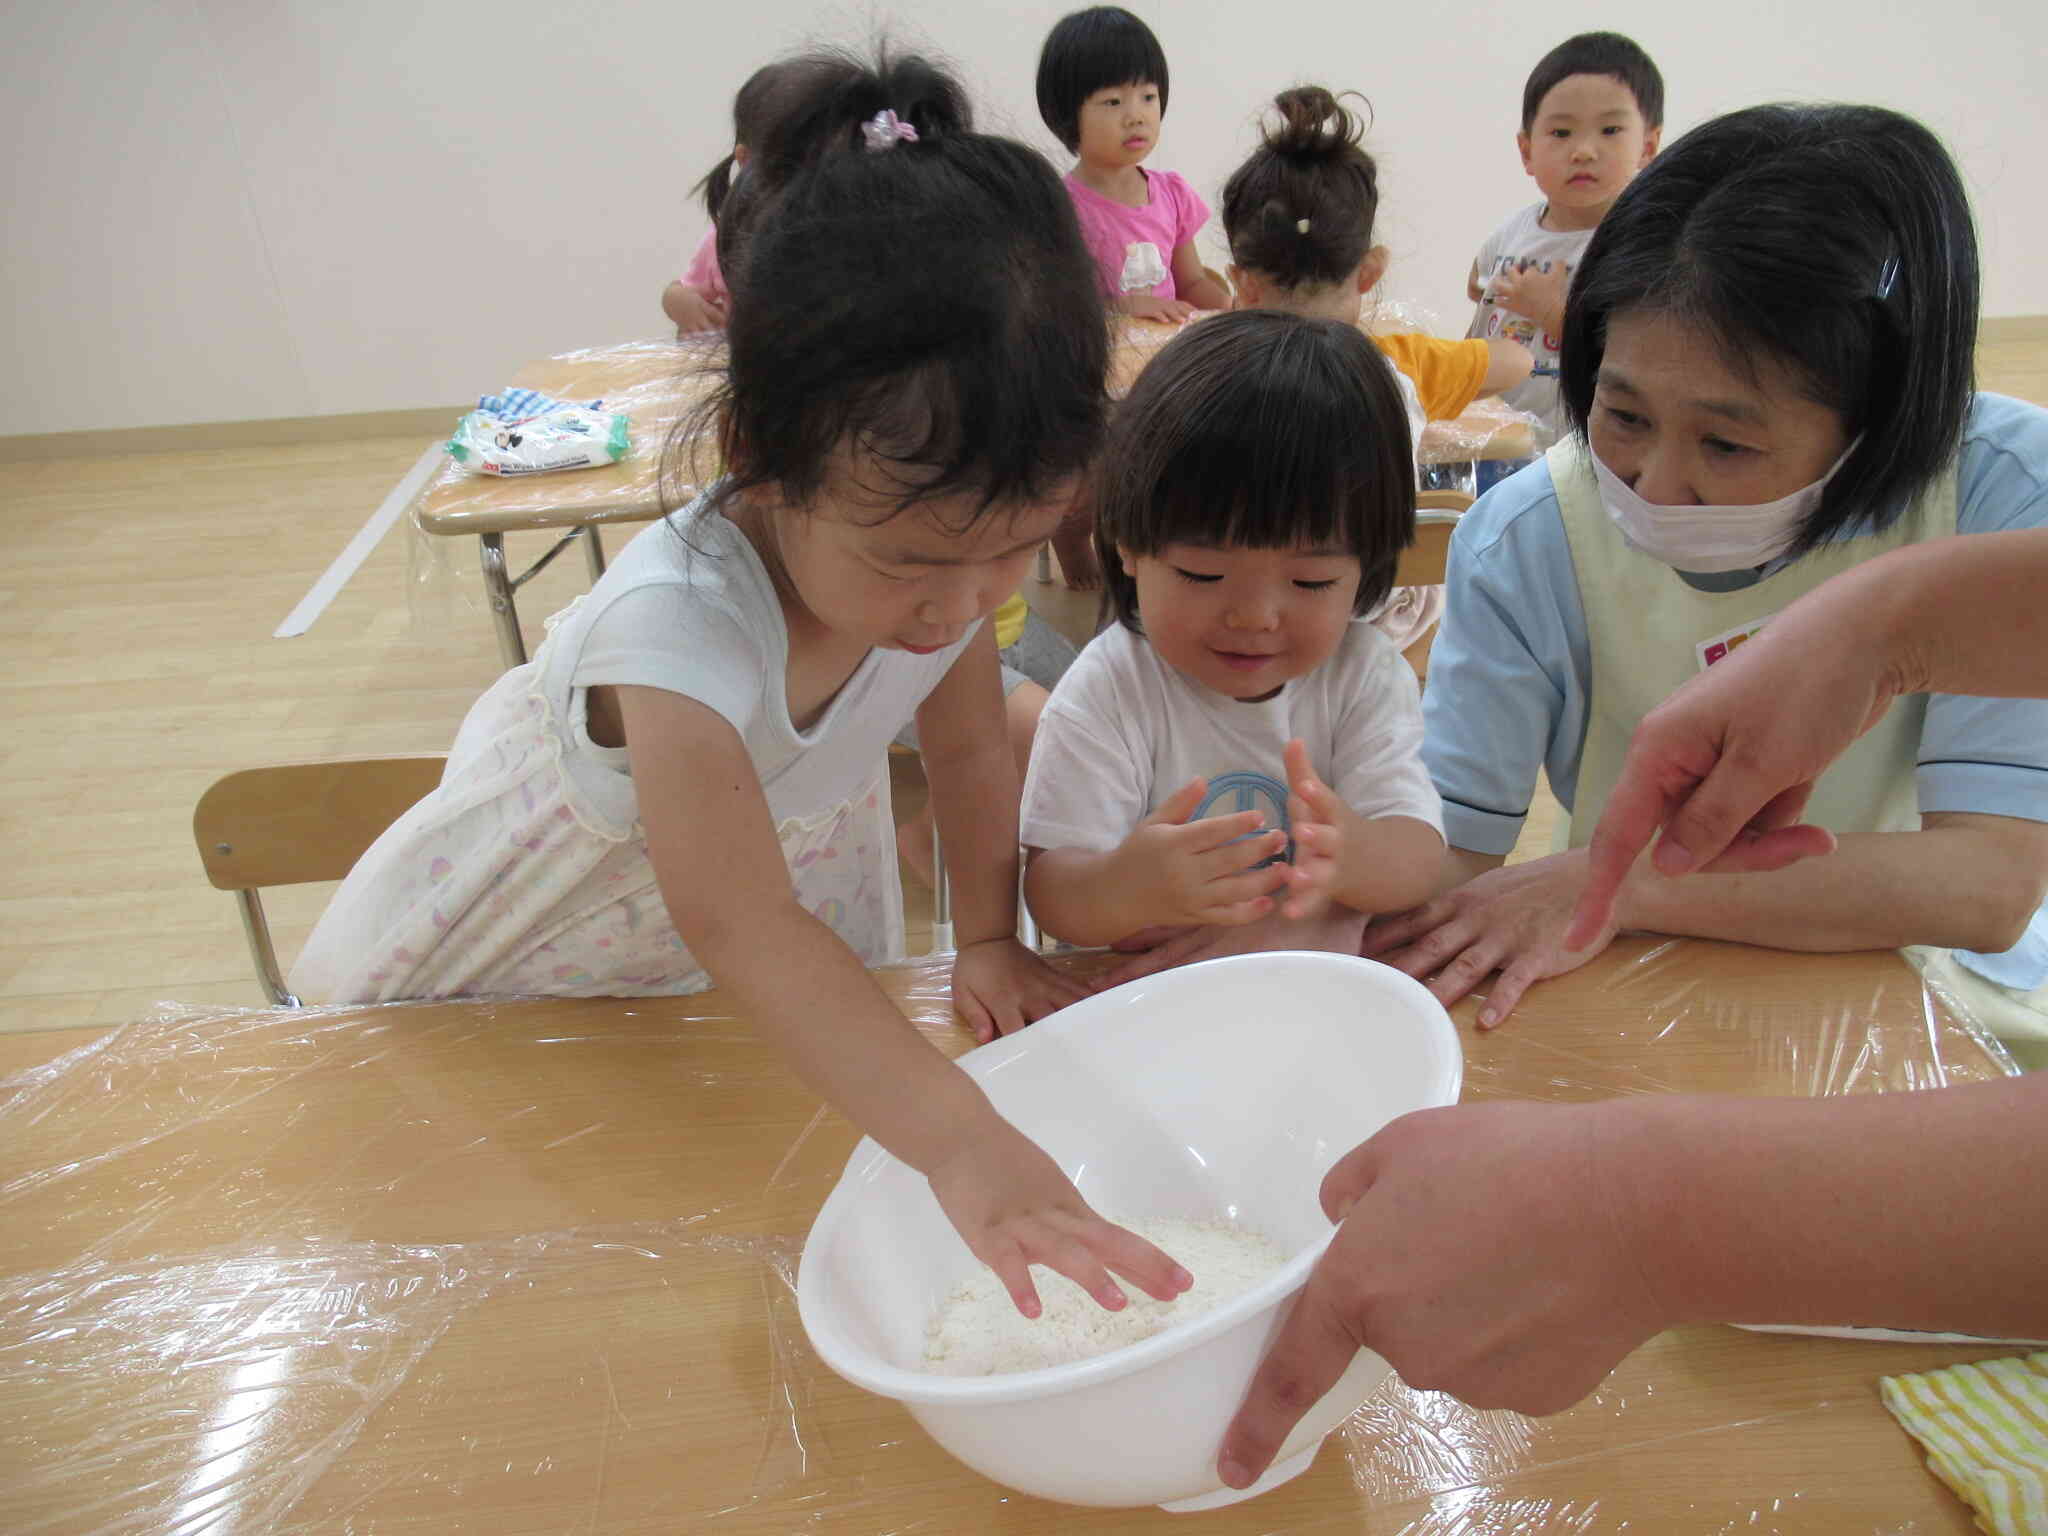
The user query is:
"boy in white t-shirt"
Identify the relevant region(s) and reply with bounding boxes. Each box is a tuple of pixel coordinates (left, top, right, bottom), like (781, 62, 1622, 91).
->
(1466, 32, 1663, 437)
(1021, 311, 1444, 977)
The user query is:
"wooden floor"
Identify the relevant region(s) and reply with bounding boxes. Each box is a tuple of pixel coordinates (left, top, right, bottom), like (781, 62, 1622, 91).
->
(5, 321, 2044, 1034)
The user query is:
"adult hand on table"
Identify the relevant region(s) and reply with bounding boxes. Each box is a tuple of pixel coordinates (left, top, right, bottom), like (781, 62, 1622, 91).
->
(1362, 849, 1620, 1028)
(1217, 1099, 1662, 1489)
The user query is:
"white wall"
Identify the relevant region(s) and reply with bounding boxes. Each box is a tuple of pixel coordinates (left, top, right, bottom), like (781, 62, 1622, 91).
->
(4, 0, 2044, 436)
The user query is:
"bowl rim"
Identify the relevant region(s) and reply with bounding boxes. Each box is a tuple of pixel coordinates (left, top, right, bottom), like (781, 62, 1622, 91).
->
(796, 950, 1463, 1406)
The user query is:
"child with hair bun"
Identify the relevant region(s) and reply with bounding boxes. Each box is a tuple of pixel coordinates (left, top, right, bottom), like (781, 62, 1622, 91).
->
(303, 48, 1192, 1321)
(1221, 86, 1532, 653)
(1223, 86, 1532, 435)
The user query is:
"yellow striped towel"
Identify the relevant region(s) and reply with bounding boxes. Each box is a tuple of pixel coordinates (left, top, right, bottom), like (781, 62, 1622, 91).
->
(1881, 1351, 2048, 1534)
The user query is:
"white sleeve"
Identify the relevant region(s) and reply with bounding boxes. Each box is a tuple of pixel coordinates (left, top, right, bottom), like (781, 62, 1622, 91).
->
(1331, 639, 1444, 833)
(1472, 219, 1505, 285)
(1466, 221, 1506, 340)
(1019, 667, 1151, 855)
(570, 583, 762, 737)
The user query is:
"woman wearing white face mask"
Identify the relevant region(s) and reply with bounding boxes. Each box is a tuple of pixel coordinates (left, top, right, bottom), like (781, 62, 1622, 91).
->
(1352, 103, 2048, 1045)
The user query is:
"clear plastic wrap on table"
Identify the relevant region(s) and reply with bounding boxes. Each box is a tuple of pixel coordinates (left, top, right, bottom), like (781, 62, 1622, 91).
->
(0, 939, 2017, 1531)
(404, 336, 726, 629)
(1372, 294, 1548, 468)
(1105, 296, 1545, 473)
(401, 317, 1539, 638)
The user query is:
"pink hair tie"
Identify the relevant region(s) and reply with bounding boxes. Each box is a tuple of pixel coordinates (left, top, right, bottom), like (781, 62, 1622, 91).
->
(861, 109, 919, 151)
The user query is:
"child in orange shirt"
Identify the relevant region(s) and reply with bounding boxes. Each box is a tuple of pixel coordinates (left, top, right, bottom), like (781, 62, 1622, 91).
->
(1221, 86, 1533, 651)
(1222, 87, 1530, 419)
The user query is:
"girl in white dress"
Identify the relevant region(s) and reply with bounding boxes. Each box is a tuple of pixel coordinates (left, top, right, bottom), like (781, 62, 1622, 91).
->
(294, 50, 1191, 1318)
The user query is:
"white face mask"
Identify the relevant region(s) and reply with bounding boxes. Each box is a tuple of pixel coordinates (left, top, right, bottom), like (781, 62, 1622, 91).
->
(1591, 444, 1852, 574)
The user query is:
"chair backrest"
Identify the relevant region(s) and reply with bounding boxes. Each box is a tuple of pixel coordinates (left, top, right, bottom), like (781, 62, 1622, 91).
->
(195, 757, 446, 891)
(193, 756, 445, 1006)
(1395, 489, 1472, 588)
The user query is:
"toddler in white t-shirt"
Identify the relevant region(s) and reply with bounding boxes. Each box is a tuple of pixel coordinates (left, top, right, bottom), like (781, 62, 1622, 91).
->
(1465, 31, 1664, 437)
(1022, 310, 1445, 979)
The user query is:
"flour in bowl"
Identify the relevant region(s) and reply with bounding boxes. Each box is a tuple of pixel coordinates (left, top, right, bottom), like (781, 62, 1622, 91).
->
(921, 1217, 1289, 1376)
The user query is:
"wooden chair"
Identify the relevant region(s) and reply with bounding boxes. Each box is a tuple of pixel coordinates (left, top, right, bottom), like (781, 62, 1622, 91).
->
(193, 756, 447, 1007)
(1395, 489, 1473, 683)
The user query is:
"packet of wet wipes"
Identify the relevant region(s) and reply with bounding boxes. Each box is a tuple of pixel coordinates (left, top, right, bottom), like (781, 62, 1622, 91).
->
(445, 398, 630, 476)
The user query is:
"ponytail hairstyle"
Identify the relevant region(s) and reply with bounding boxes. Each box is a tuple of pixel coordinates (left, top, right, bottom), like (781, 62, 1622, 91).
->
(694, 58, 814, 223)
(694, 54, 866, 228)
(1221, 86, 1380, 291)
(1095, 310, 1415, 631)
(669, 48, 1111, 530)
(1560, 103, 1978, 558)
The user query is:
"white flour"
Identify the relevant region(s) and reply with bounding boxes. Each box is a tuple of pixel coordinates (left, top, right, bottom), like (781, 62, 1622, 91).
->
(921, 1217, 1290, 1376)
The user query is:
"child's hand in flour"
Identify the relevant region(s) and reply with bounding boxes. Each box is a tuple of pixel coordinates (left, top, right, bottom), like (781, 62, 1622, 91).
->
(927, 1122, 1193, 1317)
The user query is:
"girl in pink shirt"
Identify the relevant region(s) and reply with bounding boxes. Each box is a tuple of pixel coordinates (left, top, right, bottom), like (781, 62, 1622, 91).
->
(1034, 7, 1230, 322)
(669, 227, 725, 334)
(662, 58, 817, 335)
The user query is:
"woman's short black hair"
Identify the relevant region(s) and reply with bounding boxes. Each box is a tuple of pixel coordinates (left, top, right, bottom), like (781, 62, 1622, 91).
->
(1521, 31, 1663, 133)
(1035, 7, 1170, 154)
(1559, 103, 1978, 558)
(670, 48, 1110, 530)
(1222, 86, 1378, 290)
(1095, 310, 1415, 630)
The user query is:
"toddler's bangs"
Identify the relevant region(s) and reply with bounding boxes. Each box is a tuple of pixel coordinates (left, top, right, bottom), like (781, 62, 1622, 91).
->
(1130, 444, 1365, 558)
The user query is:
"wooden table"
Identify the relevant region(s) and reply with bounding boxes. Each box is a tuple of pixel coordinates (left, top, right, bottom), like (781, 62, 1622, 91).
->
(414, 331, 1537, 669)
(411, 338, 724, 668)
(2, 938, 2000, 1532)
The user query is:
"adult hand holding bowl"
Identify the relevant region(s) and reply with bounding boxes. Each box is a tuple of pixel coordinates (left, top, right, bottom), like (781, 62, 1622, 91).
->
(797, 951, 1463, 1510)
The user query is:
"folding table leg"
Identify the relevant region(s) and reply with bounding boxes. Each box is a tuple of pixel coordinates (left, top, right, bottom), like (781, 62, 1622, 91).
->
(931, 824, 953, 954)
(1015, 876, 1042, 952)
(479, 533, 528, 669)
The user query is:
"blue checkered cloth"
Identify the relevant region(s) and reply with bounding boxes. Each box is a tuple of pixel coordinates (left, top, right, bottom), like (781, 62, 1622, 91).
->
(475, 387, 603, 423)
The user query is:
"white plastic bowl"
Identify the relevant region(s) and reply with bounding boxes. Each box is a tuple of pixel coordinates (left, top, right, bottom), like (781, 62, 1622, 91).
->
(797, 951, 1462, 1511)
